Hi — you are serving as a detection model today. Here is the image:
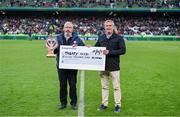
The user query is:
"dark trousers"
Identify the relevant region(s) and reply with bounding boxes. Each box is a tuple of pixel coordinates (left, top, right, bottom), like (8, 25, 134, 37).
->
(57, 68, 78, 106)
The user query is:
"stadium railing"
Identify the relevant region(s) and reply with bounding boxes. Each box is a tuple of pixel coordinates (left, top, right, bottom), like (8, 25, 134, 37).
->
(0, 7, 180, 12)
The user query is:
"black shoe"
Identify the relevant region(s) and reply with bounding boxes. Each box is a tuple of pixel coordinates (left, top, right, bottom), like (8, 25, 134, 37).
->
(114, 105, 121, 113)
(98, 104, 108, 111)
(71, 105, 77, 110)
(59, 104, 66, 109)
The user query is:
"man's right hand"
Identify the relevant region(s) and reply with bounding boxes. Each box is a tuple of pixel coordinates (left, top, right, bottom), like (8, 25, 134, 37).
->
(86, 45, 92, 48)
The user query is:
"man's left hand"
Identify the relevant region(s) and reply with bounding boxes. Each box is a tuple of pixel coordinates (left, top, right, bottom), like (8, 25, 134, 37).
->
(103, 49, 109, 55)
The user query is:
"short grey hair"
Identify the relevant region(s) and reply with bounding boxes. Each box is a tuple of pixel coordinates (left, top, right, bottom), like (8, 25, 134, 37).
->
(64, 21, 74, 28)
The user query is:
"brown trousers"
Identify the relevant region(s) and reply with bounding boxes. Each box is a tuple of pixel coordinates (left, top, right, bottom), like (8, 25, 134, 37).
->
(100, 70, 121, 107)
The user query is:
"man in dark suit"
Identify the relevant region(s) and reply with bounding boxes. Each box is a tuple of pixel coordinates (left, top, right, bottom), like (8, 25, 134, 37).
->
(52, 21, 85, 110)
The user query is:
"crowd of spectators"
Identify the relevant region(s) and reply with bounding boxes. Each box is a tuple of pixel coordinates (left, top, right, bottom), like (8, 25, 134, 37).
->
(0, 0, 179, 8)
(126, 0, 180, 8)
(0, 16, 179, 36)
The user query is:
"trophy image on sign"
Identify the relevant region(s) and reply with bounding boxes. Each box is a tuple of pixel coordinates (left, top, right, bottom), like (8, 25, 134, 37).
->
(45, 36, 58, 58)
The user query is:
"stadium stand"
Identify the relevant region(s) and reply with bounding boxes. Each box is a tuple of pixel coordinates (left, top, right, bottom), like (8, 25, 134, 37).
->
(0, 0, 179, 40)
(0, 16, 179, 36)
(0, 0, 179, 8)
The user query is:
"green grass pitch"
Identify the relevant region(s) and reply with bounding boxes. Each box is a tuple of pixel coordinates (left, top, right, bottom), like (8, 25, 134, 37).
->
(0, 40, 180, 116)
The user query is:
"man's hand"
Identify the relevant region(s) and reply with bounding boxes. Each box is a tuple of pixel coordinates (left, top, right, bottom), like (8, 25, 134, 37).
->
(103, 49, 109, 55)
(86, 45, 92, 48)
(72, 43, 77, 47)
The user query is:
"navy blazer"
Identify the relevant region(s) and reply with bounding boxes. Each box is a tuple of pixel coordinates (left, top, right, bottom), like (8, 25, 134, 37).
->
(54, 32, 85, 67)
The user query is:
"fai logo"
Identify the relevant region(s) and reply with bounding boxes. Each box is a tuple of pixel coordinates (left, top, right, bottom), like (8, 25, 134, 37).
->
(92, 49, 102, 55)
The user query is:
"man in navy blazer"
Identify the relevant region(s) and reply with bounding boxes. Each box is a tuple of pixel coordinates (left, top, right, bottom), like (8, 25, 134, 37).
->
(53, 21, 85, 110)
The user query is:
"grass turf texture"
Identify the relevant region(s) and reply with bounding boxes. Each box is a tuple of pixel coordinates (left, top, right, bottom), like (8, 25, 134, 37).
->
(0, 40, 180, 116)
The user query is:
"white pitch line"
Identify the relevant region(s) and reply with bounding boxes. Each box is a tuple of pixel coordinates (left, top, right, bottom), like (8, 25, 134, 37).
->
(78, 70, 85, 117)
